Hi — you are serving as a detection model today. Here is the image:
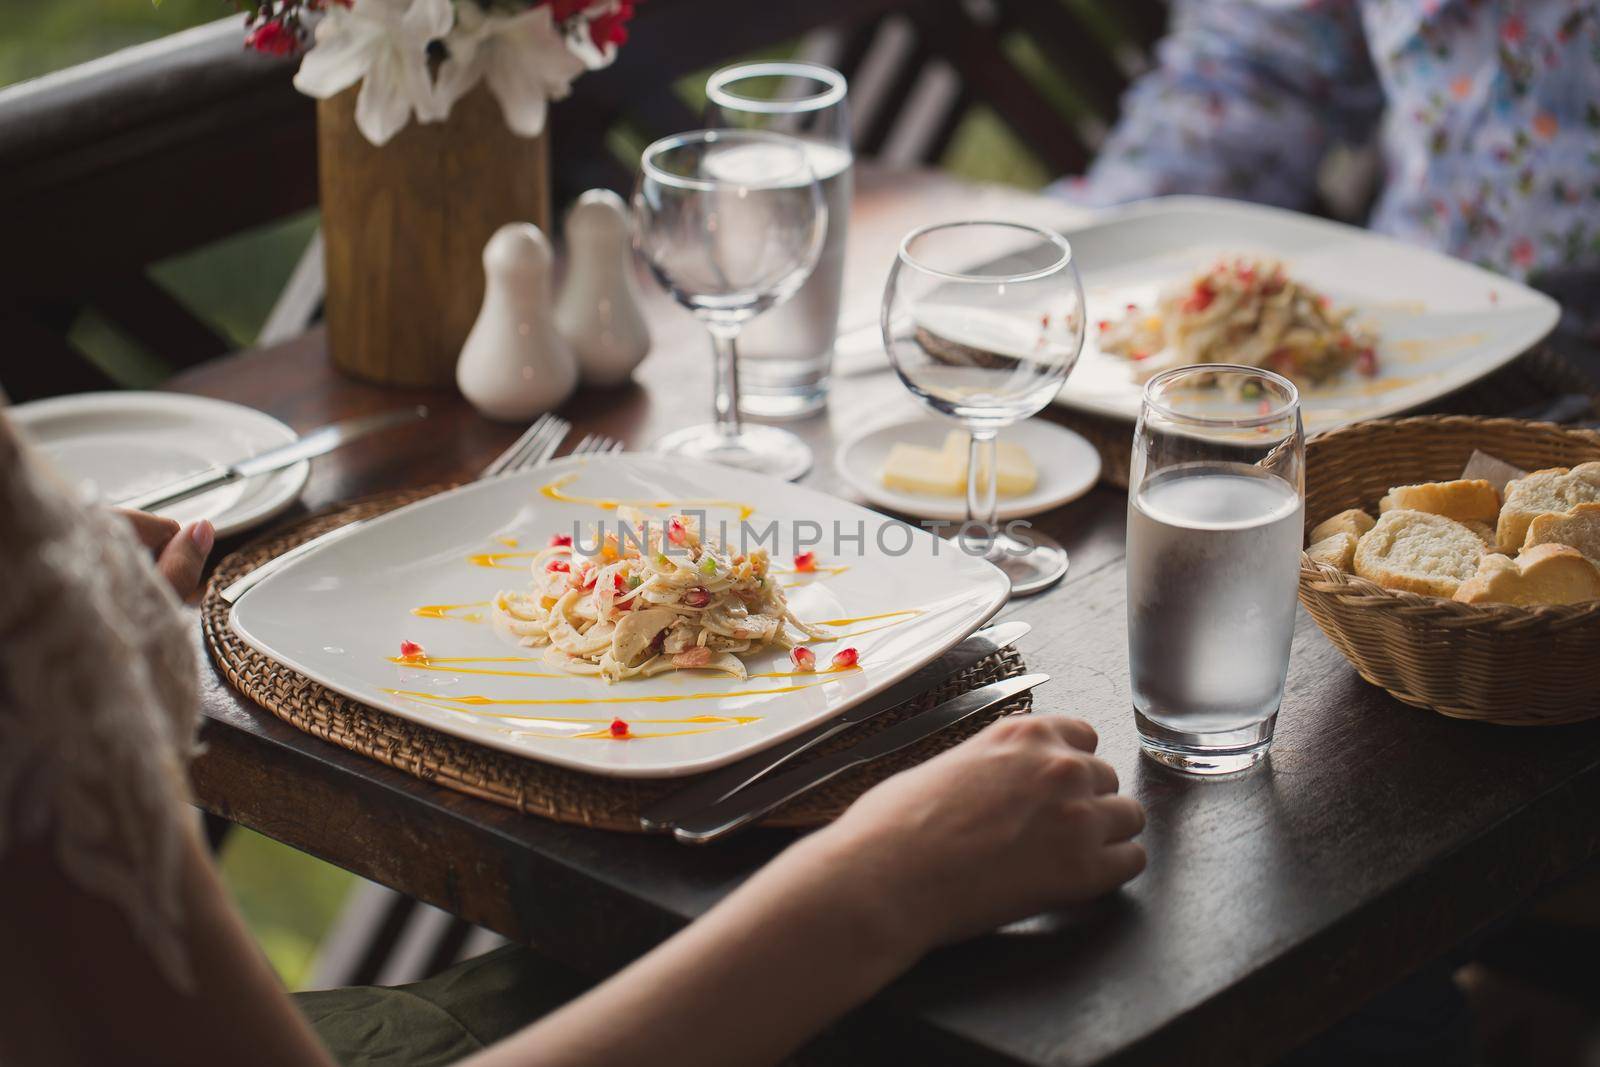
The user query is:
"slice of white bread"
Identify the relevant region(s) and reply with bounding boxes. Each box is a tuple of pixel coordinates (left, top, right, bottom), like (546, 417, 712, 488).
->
(1306, 532, 1357, 572)
(1496, 462, 1600, 552)
(1520, 501, 1600, 562)
(1379, 479, 1500, 524)
(1353, 509, 1485, 597)
(1453, 543, 1600, 606)
(1308, 508, 1375, 545)
(1461, 520, 1495, 547)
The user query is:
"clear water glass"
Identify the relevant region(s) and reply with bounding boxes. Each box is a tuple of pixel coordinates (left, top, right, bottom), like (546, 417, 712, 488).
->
(881, 221, 1085, 597)
(633, 129, 825, 481)
(1126, 365, 1305, 775)
(704, 61, 851, 419)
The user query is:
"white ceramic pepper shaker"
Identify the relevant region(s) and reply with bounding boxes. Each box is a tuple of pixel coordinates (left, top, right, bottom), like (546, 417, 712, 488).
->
(457, 222, 578, 422)
(555, 189, 650, 387)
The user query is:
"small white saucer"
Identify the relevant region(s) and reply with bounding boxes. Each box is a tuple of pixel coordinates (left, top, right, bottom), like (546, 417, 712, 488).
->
(834, 415, 1103, 522)
(10, 391, 309, 537)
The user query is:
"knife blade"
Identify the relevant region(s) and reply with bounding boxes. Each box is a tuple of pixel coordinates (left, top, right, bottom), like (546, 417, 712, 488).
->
(638, 619, 1030, 832)
(117, 406, 428, 513)
(672, 671, 1049, 845)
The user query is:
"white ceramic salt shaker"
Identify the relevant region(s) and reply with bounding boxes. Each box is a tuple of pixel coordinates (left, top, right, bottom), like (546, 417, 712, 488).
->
(555, 189, 650, 387)
(457, 222, 578, 422)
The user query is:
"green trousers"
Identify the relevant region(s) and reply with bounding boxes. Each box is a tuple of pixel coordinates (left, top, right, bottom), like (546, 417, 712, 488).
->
(294, 945, 589, 1067)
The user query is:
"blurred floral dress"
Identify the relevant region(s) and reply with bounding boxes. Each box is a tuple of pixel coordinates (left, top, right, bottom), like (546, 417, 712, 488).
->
(1064, 0, 1600, 282)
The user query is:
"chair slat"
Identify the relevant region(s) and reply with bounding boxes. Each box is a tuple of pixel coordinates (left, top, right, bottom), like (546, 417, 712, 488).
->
(91, 272, 233, 371)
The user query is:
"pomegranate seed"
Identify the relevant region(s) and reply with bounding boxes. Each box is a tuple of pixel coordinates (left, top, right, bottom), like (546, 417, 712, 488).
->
(398, 640, 426, 662)
(791, 647, 816, 672)
(1356, 347, 1378, 377)
(793, 551, 817, 573)
(667, 517, 688, 545)
(609, 718, 629, 738)
(546, 559, 570, 573)
(548, 533, 572, 547)
(1097, 319, 1111, 332)
(831, 647, 858, 670)
(684, 586, 711, 608)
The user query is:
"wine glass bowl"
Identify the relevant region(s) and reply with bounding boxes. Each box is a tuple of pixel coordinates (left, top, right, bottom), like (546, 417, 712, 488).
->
(881, 221, 1086, 595)
(633, 129, 826, 480)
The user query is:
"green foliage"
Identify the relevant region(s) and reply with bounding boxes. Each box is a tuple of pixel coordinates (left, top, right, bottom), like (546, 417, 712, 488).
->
(218, 829, 357, 990)
(0, 0, 228, 88)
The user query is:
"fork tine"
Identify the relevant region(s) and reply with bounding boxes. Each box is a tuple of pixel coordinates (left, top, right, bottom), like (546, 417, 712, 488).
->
(482, 413, 554, 478)
(501, 415, 569, 475)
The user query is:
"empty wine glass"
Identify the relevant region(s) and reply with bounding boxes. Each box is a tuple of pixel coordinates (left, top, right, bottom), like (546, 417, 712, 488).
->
(881, 221, 1085, 596)
(632, 129, 825, 481)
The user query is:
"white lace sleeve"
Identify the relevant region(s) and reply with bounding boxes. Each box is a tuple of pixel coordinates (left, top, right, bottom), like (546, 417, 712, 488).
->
(0, 418, 200, 991)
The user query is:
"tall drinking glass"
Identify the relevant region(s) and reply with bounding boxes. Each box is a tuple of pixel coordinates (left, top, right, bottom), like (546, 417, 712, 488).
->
(633, 129, 825, 480)
(705, 61, 851, 419)
(1126, 365, 1305, 775)
(882, 221, 1085, 596)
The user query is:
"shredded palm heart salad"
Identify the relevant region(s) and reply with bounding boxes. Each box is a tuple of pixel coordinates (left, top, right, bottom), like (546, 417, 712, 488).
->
(492, 508, 825, 683)
(1098, 258, 1378, 396)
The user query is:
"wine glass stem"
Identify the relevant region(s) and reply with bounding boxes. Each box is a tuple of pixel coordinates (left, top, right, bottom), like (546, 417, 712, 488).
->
(966, 429, 999, 544)
(708, 325, 743, 439)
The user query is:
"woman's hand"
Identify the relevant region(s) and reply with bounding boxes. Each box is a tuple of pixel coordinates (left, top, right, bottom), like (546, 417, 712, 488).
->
(804, 712, 1145, 954)
(115, 510, 215, 600)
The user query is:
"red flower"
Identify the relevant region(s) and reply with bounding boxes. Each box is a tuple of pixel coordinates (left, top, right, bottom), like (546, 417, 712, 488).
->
(246, 18, 298, 56)
(589, 0, 638, 50)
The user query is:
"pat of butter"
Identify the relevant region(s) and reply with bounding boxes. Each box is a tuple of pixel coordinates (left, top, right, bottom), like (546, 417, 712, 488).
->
(881, 433, 1038, 497)
(883, 441, 966, 495)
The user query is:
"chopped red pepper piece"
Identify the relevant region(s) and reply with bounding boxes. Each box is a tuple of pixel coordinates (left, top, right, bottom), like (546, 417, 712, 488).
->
(609, 718, 630, 738)
(831, 647, 858, 670)
(793, 551, 817, 573)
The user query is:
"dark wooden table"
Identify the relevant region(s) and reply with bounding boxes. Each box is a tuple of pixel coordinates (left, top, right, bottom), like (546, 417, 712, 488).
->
(170, 168, 1600, 1067)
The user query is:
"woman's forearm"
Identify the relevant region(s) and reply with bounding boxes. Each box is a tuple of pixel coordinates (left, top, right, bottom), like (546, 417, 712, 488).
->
(470, 825, 923, 1067)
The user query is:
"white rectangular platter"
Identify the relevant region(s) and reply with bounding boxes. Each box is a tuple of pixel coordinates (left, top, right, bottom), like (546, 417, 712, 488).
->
(1055, 196, 1561, 434)
(230, 454, 1011, 778)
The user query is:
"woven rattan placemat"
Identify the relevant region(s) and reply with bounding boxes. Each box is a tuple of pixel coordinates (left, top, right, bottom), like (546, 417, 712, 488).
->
(1061, 347, 1600, 490)
(202, 490, 1033, 832)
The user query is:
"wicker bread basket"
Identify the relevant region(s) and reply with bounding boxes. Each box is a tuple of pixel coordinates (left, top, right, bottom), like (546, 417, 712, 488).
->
(1300, 416, 1600, 724)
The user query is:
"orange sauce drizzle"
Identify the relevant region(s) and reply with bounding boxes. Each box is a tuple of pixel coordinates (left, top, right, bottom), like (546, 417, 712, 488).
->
(383, 675, 839, 714)
(539, 473, 756, 521)
(386, 655, 564, 679)
(814, 609, 920, 627)
(412, 602, 489, 622)
(468, 551, 537, 569)
(495, 536, 521, 548)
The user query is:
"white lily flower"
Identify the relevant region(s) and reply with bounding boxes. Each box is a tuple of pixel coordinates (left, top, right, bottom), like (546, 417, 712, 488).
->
(435, 4, 586, 138)
(293, 0, 454, 146)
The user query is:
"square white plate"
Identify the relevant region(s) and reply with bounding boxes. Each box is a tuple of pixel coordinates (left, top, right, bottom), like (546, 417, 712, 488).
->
(229, 454, 1011, 778)
(1055, 197, 1561, 434)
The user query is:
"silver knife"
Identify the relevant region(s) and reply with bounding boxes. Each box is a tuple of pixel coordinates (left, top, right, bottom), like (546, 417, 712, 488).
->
(117, 406, 428, 513)
(638, 619, 1031, 832)
(672, 671, 1049, 845)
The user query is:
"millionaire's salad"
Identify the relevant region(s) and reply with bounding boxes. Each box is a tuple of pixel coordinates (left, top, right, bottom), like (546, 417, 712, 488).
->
(490, 509, 830, 682)
(1099, 258, 1378, 397)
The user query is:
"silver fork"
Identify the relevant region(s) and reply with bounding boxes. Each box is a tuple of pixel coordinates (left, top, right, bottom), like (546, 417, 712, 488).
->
(569, 432, 625, 456)
(220, 413, 572, 604)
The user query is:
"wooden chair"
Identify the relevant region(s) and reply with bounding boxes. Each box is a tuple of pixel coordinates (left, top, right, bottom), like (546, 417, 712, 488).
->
(4, 0, 1165, 986)
(0, 0, 1162, 406)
